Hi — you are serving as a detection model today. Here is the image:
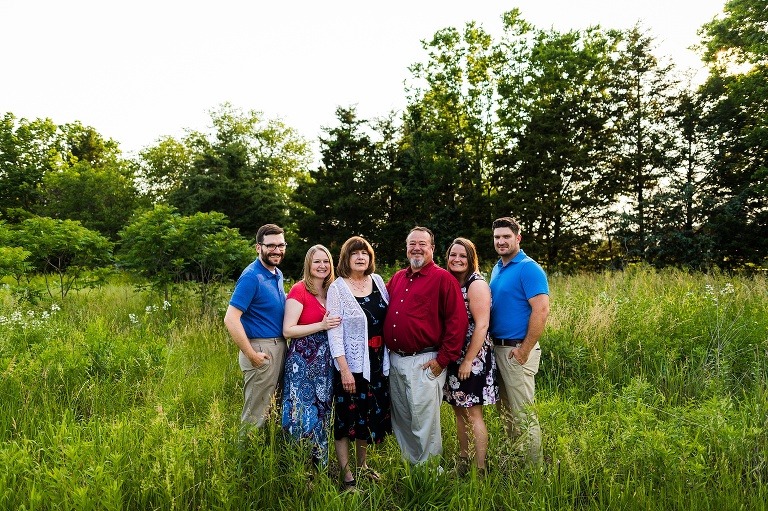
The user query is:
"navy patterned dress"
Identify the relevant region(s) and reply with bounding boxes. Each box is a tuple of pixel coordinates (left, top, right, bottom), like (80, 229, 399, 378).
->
(282, 331, 333, 462)
(333, 286, 392, 443)
(443, 272, 498, 407)
(281, 283, 333, 464)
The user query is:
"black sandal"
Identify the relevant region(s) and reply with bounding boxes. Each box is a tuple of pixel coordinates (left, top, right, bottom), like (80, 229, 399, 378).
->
(341, 478, 358, 493)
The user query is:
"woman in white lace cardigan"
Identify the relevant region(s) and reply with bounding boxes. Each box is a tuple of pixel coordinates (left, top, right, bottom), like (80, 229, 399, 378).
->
(326, 236, 391, 490)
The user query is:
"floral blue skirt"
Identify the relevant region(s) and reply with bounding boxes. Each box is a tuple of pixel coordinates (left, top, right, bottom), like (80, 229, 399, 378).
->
(281, 331, 333, 463)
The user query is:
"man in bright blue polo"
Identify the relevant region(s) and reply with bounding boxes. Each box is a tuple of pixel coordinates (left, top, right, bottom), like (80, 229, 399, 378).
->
(489, 216, 549, 466)
(224, 223, 288, 428)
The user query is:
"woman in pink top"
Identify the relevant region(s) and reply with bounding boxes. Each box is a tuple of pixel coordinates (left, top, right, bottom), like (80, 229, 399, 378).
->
(281, 245, 341, 465)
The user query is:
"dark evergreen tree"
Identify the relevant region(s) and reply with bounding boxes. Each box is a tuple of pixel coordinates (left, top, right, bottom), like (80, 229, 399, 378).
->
(294, 106, 403, 264)
(607, 26, 680, 263)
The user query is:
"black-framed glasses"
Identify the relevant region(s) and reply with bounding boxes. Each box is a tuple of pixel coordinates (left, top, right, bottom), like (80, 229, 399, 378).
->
(260, 243, 288, 251)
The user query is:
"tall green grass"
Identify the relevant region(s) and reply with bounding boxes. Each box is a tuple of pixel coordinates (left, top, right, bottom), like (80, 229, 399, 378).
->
(1, 268, 766, 510)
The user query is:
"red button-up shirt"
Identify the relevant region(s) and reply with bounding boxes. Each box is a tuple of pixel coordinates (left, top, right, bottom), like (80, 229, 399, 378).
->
(383, 261, 468, 368)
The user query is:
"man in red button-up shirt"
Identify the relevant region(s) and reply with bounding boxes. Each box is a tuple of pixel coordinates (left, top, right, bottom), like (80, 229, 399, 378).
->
(384, 226, 468, 465)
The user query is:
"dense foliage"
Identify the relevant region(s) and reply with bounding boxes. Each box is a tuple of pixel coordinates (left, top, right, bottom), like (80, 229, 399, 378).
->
(1, 1, 766, 281)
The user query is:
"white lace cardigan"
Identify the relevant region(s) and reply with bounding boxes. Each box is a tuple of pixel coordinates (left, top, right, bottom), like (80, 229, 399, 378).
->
(326, 274, 390, 381)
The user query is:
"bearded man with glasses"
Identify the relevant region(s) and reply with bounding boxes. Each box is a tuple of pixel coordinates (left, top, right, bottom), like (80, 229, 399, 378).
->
(224, 223, 289, 432)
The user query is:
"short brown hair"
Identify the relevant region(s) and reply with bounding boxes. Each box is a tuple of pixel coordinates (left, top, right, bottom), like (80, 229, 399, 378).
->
(445, 237, 479, 282)
(302, 244, 334, 296)
(256, 224, 284, 243)
(407, 226, 435, 246)
(336, 236, 375, 278)
(492, 217, 520, 235)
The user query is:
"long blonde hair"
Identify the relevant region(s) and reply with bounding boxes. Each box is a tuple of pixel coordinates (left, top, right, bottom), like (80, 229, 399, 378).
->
(302, 244, 334, 296)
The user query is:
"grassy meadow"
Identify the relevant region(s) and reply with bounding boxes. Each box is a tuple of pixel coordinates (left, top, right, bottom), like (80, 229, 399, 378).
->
(1, 268, 767, 510)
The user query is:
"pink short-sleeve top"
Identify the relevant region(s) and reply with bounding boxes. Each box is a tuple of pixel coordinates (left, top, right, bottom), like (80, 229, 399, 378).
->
(287, 281, 326, 325)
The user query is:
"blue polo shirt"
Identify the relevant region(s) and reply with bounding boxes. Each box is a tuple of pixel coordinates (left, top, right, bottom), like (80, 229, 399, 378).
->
(489, 249, 548, 340)
(229, 258, 286, 338)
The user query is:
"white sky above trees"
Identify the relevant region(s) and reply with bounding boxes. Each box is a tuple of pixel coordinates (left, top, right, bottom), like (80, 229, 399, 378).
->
(1, 0, 727, 160)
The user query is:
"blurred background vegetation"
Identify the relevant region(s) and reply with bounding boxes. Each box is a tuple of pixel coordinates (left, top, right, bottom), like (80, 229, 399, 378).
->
(2, 2, 767, 281)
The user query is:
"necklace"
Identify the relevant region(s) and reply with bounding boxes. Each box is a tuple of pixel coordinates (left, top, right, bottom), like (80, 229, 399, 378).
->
(347, 276, 369, 294)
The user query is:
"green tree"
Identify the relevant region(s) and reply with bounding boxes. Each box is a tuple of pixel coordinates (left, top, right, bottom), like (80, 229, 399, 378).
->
(59, 121, 121, 167)
(696, 0, 768, 267)
(117, 205, 187, 301)
(0, 113, 60, 220)
(14, 216, 113, 300)
(38, 160, 142, 240)
(700, 0, 768, 67)
(174, 211, 254, 311)
(169, 103, 311, 240)
(402, 21, 503, 254)
(135, 136, 193, 204)
(118, 205, 253, 306)
(495, 19, 619, 269)
(0, 220, 31, 284)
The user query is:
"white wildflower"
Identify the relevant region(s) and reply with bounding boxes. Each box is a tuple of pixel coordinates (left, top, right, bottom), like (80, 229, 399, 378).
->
(129, 314, 139, 325)
(163, 300, 171, 310)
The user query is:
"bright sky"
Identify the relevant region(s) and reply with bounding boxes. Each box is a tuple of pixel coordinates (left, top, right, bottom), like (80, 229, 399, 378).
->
(1, 0, 727, 159)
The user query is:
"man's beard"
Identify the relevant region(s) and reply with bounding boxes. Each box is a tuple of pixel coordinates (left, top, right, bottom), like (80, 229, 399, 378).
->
(409, 257, 425, 269)
(260, 251, 282, 268)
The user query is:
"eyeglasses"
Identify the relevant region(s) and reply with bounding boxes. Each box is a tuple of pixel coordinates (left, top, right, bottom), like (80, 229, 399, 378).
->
(260, 243, 288, 251)
(407, 241, 430, 248)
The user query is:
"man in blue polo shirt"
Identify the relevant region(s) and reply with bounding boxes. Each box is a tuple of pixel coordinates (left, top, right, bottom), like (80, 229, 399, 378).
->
(224, 223, 288, 429)
(489, 216, 549, 466)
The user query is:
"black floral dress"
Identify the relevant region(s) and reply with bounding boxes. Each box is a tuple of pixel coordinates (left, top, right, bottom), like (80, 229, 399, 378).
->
(443, 272, 498, 407)
(333, 286, 392, 443)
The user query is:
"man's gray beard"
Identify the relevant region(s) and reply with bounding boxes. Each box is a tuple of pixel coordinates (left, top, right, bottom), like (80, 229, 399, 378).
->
(409, 257, 425, 269)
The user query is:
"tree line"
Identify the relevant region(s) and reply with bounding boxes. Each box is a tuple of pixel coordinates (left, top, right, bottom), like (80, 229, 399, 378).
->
(1, 3, 766, 286)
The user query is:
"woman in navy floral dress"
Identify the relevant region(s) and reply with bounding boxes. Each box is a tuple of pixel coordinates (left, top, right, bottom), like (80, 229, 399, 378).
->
(443, 237, 497, 475)
(281, 245, 342, 465)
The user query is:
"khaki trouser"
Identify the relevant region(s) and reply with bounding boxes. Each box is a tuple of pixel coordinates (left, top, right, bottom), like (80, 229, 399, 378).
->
(239, 338, 286, 427)
(495, 344, 542, 466)
(389, 351, 447, 464)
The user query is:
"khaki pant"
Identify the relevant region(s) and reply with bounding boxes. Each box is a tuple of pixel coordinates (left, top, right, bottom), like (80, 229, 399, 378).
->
(239, 338, 286, 427)
(495, 344, 542, 466)
(389, 351, 447, 464)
